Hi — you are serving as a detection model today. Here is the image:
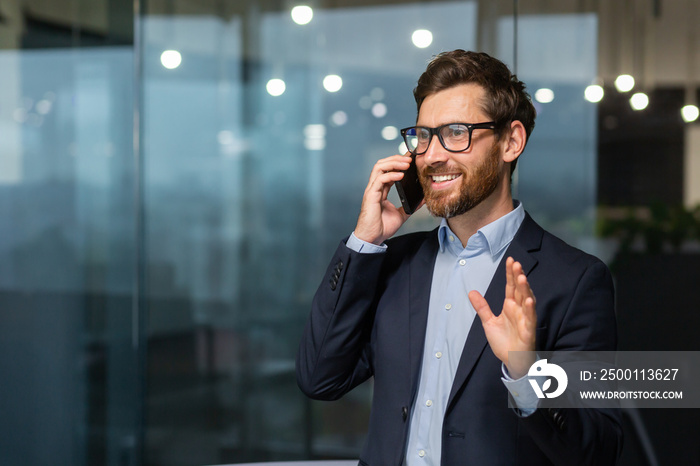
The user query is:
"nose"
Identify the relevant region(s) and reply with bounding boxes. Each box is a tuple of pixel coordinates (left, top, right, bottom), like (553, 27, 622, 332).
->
(421, 134, 449, 166)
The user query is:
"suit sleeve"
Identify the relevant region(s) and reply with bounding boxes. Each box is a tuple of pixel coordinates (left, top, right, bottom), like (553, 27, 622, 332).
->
(296, 239, 385, 401)
(519, 260, 623, 465)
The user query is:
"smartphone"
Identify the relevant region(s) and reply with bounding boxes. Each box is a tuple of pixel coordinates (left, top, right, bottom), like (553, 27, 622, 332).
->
(395, 155, 424, 215)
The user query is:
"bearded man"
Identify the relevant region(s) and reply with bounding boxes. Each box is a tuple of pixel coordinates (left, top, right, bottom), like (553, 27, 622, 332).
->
(296, 50, 622, 466)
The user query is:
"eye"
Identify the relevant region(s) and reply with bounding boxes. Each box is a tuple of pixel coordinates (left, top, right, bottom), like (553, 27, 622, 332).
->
(416, 128, 431, 141)
(445, 124, 468, 138)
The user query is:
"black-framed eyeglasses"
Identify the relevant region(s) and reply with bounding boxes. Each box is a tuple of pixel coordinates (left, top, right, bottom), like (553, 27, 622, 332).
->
(400, 122, 496, 155)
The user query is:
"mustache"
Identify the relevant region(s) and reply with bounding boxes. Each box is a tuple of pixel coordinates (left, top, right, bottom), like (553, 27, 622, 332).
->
(420, 167, 464, 176)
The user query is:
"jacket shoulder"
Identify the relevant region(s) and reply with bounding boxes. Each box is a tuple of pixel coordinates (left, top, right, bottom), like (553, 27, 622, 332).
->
(521, 213, 607, 270)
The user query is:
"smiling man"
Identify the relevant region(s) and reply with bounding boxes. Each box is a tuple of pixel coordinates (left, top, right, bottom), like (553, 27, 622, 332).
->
(297, 50, 622, 466)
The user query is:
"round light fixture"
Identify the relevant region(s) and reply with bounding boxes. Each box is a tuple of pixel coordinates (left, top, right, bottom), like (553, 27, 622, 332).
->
(534, 88, 555, 103)
(266, 78, 286, 96)
(160, 50, 182, 69)
(681, 104, 700, 123)
(291, 5, 313, 25)
(323, 74, 343, 93)
(584, 85, 604, 103)
(614, 74, 635, 92)
(629, 92, 649, 111)
(412, 29, 433, 48)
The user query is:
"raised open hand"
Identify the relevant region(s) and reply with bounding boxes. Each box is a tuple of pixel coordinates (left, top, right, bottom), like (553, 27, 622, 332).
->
(468, 257, 537, 378)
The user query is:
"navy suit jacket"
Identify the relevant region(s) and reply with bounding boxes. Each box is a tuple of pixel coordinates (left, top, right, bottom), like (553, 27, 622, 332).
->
(297, 213, 622, 465)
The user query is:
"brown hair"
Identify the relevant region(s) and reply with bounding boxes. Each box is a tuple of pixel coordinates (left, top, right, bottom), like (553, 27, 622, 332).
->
(414, 50, 536, 172)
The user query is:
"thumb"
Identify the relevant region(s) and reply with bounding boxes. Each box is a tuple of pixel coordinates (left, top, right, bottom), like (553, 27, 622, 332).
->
(469, 290, 494, 325)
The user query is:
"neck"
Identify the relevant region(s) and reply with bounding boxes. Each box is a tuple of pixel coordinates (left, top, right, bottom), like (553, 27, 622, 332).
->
(446, 186, 514, 247)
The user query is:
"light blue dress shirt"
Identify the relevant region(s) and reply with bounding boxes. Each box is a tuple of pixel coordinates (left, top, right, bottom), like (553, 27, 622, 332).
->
(346, 201, 538, 466)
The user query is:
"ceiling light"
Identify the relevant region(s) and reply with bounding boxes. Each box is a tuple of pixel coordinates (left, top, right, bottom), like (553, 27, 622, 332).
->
(411, 29, 433, 48)
(381, 126, 399, 141)
(331, 111, 348, 126)
(584, 85, 604, 103)
(266, 78, 286, 96)
(614, 74, 635, 92)
(160, 50, 182, 69)
(291, 5, 313, 25)
(534, 88, 554, 103)
(371, 102, 387, 118)
(323, 74, 343, 93)
(630, 92, 649, 111)
(681, 104, 699, 123)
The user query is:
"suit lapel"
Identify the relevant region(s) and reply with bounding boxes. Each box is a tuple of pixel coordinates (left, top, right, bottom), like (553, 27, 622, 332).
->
(408, 232, 439, 398)
(445, 213, 543, 411)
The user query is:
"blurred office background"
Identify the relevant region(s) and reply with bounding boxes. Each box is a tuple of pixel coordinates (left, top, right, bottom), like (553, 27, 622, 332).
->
(0, 0, 698, 465)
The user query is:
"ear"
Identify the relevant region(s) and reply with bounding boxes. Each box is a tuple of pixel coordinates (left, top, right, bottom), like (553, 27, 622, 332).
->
(501, 120, 527, 164)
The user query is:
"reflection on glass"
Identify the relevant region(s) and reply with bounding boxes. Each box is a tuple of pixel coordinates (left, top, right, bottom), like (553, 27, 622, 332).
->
(630, 92, 649, 110)
(331, 110, 348, 126)
(291, 5, 314, 25)
(323, 74, 343, 92)
(266, 78, 287, 96)
(681, 104, 699, 122)
(584, 84, 604, 103)
(614, 74, 635, 92)
(382, 126, 399, 140)
(412, 29, 433, 48)
(1, 0, 698, 464)
(370, 87, 385, 101)
(0, 43, 137, 465)
(534, 88, 555, 103)
(160, 49, 182, 69)
(371, 102, 387, 118)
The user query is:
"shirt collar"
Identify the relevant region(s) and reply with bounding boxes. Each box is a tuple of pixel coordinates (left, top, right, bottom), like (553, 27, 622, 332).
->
(437, 200, 525, 257)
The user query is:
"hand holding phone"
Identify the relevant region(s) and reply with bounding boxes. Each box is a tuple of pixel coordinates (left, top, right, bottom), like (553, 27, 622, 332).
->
(395, 153, 424, 215)
(354, 154, 415, 245)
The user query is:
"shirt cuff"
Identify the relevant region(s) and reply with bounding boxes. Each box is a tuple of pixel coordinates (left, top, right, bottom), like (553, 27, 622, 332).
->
(501, 363, 539, 416)
(346, 232, 388, 254)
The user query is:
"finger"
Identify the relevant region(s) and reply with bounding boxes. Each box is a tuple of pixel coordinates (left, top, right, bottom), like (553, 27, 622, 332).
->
(366, 171, 405, 198)
(515, 271, 535, 306)
(505, 257, 515, 300)
(511, 260, 525, 303)
(469, 290, 495, 325)
(523, 295, 536, 321)
(380, 179, 395, 202)
(513, 281, 536, 327)
(373, 154, 412, 168)
(519, 296, 537, 342)
(369, 155, 412, 180)
(368, 158, 410, 186)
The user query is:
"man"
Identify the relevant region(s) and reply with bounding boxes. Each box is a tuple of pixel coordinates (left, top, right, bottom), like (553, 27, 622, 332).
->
(296, 50, 621, 465)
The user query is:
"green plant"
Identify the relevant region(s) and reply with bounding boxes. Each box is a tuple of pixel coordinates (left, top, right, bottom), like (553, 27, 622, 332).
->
(599, 202, 700, 256)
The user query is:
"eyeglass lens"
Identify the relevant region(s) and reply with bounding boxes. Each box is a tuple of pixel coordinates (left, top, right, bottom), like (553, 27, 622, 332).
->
(404, 124, 472, 154)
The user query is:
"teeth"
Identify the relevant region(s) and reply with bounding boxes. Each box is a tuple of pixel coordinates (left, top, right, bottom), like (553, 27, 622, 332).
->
(432, 174, 459, 183)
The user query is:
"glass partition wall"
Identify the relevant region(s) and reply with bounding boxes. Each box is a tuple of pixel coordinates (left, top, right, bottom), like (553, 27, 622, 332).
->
(0, 1, 699, 465)
(0, 1, 140, 465)
(141, 3, 509, 464)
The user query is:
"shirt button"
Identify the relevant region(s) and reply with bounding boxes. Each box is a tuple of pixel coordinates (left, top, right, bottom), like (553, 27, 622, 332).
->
(459, 259, 466, 266)
(449, 235, 455, 242)
(418, 450, 426, 458)
(435, 351, 442, 359)
(426, 400, 433, 407)
(445, 303, 452, 311)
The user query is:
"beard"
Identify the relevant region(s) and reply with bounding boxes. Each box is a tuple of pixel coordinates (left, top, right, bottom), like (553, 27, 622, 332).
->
(419, 142, 502, 218)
